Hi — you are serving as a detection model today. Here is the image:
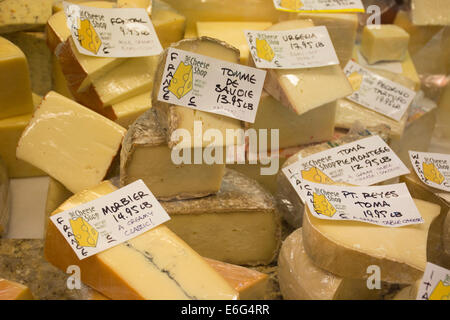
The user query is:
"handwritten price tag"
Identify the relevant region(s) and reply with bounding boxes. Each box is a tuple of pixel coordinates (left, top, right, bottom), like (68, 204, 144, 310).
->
(273, 0, 365, 13)
(409, 151, 450, 193)
(50, 180, 170, 260)
(63, 2, 162, 57)
(157, 48, 266, 123)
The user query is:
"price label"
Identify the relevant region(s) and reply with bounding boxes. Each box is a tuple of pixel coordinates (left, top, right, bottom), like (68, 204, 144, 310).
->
(50, 180, 170, 260)
(409, 151, 450, 192)
(273, 0, 365, 13)
(63, 2, 162, 57)
(417, 263, 450, 300)
(157, 48, 266, 123)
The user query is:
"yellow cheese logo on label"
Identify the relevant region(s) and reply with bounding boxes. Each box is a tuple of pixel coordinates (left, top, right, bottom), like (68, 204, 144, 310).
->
(423, 162, 445, 185)
(347, 71, 363, 92)
(429, 281, 450, 300)
(70, 217, 99, 247)
(168, 62, 193, 99)
(280, 0, 304, 10)
(313, 193, 337, 217)
(256, 38, 275, 62)
(302, 167, 335, 184)
(77, 19, 102, 55)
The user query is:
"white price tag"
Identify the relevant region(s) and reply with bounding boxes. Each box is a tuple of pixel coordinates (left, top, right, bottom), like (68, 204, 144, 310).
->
(344, 61, 416, 121)
(273, 0, 364, 13)
(409, 151, 450, 192)
(157, 48, 266, 123)
(417, 263, 450, 300)
(63, 2, 162, 57)
(245, 26, 339, 69)
(50, 180, 170, 260)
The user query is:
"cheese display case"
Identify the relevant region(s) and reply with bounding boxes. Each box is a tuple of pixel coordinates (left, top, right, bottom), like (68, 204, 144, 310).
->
(0, 0, 449, 303)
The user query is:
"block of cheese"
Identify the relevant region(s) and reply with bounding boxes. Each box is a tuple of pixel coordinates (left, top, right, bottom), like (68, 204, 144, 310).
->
(276, 125, 391, 228)
(0, 279, 34, 300)
(412, 0, 450, 26)
(261, 20, 353, 116)
(393, 280, 420, 300)
(4, 32, 52, 95)
(162, 169, 281, 266)
(16, 91, 126, 193)
(0, 158, 9, 236)
(279, 228, 381, 300)
(0, 37, 34, 119)
(248, 91, 336, 150)
(51, 55, 75, 100)
(152, 0, 186, 48)
(152, 37, 244, 149)
(120, 109, 225, 200)
(184, 25, 198, 39)
(360, 25, 410, 64)
(284, 12, 358, 66)
(117, 0, 152, 15)
(196, 21, 273, 65)
(44, 180, 238, 300)
(302, 198, 441, 284)
(111, 93, 152, 128)
(0, 0, 52, 34)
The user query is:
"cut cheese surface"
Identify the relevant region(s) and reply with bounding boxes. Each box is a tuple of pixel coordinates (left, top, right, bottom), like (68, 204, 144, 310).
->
(0, 0, 52, 34)
(112, 93, 152, 128)
(302, 198, 441, 284)
(44, 181, 239, 300)
(16, 91, 126, 193)
(152, 0, 186, 48)
(411, 0, 450, 26)
(0, 279, 34, 300)
(0, 158, 9, 236)
(262, 20, 353, 116)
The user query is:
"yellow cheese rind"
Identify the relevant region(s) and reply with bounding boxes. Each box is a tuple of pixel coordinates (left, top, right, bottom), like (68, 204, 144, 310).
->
(302, 199, 441, 284)
(44, 181, 239, 300)
(0, 158, 9, 236)
(0, 0, 52, 34)
(16, 91, 126, 194)
(0, 279, 34, 300)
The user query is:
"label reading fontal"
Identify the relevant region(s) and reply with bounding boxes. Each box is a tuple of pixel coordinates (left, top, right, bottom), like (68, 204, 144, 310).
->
(50, 180, 170, 260)
(63, 2, 162, 57)
(301, 182, 423, 227)
(282, 135, 410, 202)
(157, 48, 266, 123)
(273, 0, 365, 13)
(245, 26, 339, 69)
(409, 151, 450, 192)
(344, 61, 416, 121)
(417, 263, 450, 300)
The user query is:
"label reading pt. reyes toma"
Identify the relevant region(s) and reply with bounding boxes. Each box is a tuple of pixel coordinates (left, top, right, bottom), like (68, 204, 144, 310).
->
(282, 135, 410, 200)
(273, 0, 365, 13)
(417, 263, 450, 300)
(409, 151, 450, 192)
(157, 48, 266, 123)
(245, 26, 339, 69)
(301, 182, 423, 227)
(344, 60, 416, 121)
(63, 2, 162, 57)
(50, 180, 170, 260)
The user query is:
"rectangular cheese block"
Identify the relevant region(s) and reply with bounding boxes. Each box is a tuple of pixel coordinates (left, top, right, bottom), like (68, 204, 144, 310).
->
(152, 0, 186, 48)
(44, 181, 239, 300)
(196, 21, 273, 65)
(0, 279, 34, 300)
(360, 25, 410, 64)
(112, 93, 152, 128)
(262, 20, 353, 116)
(412, 0, 450, 26)
(120, 109, 225, 200)
(153, 37, 244, 149)
(0, 158, 9, 236)
(278, 228, 381, 300)
(162, 169, 281, 266)
(4, 31, 52, 95)
(0, 37, 34, 119)
(0, 0, 52, 34)
(302, 198, 441, 284)
(16, 91, 126, 193)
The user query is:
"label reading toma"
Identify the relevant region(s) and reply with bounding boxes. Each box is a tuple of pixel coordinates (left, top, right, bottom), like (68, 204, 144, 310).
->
(63, 2, 162, 57)
(417, 263, 450, 300)
(409, 151, 450, 192)
(273, 0, 365, 13)
(50, 180, 170, 260)
(157, 48, 266, 123)
(245, 26, 339, 69)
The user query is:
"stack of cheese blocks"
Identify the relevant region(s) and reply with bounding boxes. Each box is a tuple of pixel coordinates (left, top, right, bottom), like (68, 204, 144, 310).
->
(0, 0, 449, 300)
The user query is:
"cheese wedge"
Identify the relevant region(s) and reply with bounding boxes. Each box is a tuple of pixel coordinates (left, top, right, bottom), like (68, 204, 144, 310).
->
(393, 280, 420, 300)
(0, 0, 52, 34)
(276, 125, 391, 228)
(411, 0, 450, 26)
(279, 228, 381, 300)
(0, 158, 9, 236)
(111, 93, 152, 128)
(16, 91, 126, 194)
(152, 0, 186, 48)
(196, 21, 273, 65)
(302, 198, 441, 284)
(248, 91, 336, 150)
(262, 20, 353, 116)
(162, 169, 281, 266)
(120, 109, 225, 200)
(0, 37, 34, 119)
(44, 180, 238, 300)
(360, 25, 410, 64)
(0, 279, 34, 300)
(152, 37, 244, 149)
